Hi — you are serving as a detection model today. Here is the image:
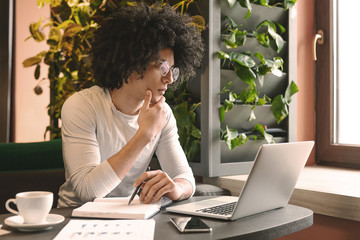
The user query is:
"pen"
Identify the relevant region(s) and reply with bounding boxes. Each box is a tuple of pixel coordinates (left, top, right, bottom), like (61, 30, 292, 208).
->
(128, 182, 143, 205)
(128, 166, 151, 205)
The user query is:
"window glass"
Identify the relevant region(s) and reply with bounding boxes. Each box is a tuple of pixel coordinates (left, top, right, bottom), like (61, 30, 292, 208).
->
(336, 0, 360, 145)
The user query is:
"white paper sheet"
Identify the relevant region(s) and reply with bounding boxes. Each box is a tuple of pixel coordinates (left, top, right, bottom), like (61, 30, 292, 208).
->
(53, 219, 155, 240)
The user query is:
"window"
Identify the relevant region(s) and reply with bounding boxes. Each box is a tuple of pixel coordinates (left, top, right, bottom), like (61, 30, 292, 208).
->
(316, 0, 360, 168)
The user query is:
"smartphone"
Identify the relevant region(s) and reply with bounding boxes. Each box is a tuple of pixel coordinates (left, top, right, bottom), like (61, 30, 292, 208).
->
(170, 217, 212, 233)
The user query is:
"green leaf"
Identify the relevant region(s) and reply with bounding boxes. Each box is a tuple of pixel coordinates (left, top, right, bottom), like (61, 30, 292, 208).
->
(285, 81, 299, 102)
(223, 29, 242, 48)
(254, 124, 274, 144)
(191, 125, 201, 139)
(187, 140, 200, 162)
(223, 99, 234, 112)
(47, 27, 61, 47)
(236, 30, 248, 45)
(225, 126, 238, 149)
(244, 10, 252, 20)
(71, 70, 78, 80)
(23, 56, 42, 67)
(264, 95, 272, 103)
(229, 92, 236, 102)
(234, 63, 256, 84)
(224, 126, 248, 151)
(63, 23, 83, 38)
(257, 64, 270, 75)
(284, 0, 297, 10)
(271, 59, 283, 77)
(224, 16, 239, 30)
(221, 81, 232, 94)
(276, 22, 286, 34)
(257, 98, 266, 105)
(271, 95, 288, 123)
(237, 0, 252, 19)
(217, 50, 230, 60)
(238, 84, 258, 104)
(220, 106, 225, 123)
(254, 32, 270, 47)
(35, 64, 41, 80)
(231, 133, 248, 149)
(229, 52, 256, 68)
(267, 22, 285, 53)
(254, 52, 265, 64)
(29, 19, 45, 42)
(259, 0, 270, 7)
(56, 20, 75, 30)
(254, 123, 266, 136)
(255, 20, 285, 53)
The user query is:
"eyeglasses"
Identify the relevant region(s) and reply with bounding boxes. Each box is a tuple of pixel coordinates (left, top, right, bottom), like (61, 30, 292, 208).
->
(159, 60, 180, 82)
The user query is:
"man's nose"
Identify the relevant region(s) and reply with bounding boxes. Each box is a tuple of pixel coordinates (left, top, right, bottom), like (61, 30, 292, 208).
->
(162, 71, 173, 84)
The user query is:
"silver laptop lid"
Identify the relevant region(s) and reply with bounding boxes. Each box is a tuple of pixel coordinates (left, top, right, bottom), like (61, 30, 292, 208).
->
(231, 141, 314, 220)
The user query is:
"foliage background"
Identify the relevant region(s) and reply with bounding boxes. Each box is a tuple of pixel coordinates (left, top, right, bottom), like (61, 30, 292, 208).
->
(24, 0, 205, 161)
(24, 0, 296, 160)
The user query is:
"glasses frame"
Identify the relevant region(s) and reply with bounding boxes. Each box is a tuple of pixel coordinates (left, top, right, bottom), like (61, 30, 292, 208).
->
(158, 60, 180, 82)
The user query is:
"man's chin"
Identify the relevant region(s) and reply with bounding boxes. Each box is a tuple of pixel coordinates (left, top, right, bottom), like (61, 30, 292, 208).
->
(151, 96, 162, 104)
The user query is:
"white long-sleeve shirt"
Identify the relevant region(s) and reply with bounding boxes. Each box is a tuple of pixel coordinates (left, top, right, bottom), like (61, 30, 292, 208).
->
(58, 86, 195, 207)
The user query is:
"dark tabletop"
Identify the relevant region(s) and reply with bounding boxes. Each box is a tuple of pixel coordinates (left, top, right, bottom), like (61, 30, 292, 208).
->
(0, 196, 313, 240)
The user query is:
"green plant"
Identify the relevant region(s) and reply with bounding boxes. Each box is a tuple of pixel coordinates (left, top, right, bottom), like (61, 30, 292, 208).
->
(23, 0, 205, 142)
(164, 83, 201, 162)
(227, 0, 297, 19)
(219, 0, 298, 150)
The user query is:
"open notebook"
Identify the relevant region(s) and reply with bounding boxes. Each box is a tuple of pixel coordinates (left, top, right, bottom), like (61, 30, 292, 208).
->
(166, 141, 314, 221)
(72, 196, 172, 220)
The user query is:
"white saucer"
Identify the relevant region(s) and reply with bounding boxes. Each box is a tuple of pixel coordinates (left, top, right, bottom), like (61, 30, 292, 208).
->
(4, 214, 65, 232)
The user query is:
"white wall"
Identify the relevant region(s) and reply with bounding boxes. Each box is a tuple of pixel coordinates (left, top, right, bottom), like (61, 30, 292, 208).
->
(14, 0, 50, 142)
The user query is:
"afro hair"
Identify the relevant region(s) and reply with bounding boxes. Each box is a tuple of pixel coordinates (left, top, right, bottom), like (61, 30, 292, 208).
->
(91, 2, 205, 90)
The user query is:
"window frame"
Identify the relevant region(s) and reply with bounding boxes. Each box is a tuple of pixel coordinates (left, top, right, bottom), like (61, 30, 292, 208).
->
(316, 0, 360, 169)
(0, 0, 14, 143)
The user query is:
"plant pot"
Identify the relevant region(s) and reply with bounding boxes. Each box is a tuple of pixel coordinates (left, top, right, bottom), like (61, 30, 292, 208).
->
(220, 36, 287, 59)
(220, 69, 287, 101)
(221, 2, 288, 34)
(188, 69, 288, 103)
(221, 137, 287, 163)
(221, 104, 282, 131)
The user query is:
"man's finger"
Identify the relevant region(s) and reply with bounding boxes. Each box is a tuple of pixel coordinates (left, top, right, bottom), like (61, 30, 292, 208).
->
(141, 90, 152, 111)
(133, 170, 161, 187)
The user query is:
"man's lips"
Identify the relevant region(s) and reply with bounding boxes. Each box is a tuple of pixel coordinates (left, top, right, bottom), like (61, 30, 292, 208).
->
(158, 88, 167, 94)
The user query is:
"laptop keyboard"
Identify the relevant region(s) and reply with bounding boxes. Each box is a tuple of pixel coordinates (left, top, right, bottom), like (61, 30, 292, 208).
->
(196, 201, 237, 216)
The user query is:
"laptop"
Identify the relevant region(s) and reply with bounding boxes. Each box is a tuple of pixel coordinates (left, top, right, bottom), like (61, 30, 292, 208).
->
(166, 141, 314, 221)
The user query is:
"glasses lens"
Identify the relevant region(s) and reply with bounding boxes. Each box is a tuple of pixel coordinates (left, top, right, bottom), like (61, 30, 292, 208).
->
(172, 67, 180, 82)
(160, 61, 170, 76)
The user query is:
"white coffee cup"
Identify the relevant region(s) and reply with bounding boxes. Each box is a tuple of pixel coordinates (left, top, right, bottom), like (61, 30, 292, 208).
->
(5, 191, 53, 224)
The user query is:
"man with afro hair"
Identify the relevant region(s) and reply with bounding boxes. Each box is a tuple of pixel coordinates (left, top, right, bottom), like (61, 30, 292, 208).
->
(58, 2, 204, 207)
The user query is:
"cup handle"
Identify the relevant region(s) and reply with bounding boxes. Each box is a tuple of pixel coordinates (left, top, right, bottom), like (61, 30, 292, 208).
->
(5, 199, 19, 215)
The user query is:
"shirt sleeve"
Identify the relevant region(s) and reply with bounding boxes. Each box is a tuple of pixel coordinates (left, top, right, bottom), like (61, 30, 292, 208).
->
(61, 92, 120, 203)
(155, 104, 196, 196)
